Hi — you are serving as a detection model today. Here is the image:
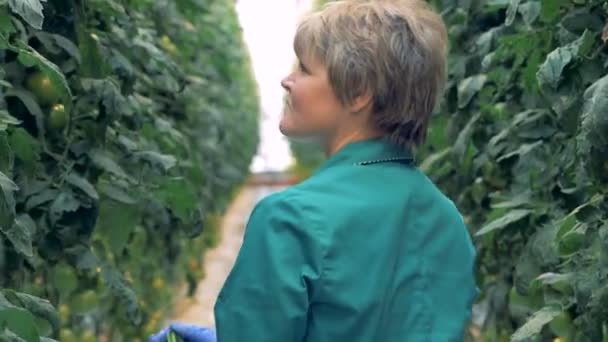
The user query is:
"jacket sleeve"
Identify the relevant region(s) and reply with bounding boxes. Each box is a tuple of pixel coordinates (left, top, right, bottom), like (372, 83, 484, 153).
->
(214, 192, 325, 342)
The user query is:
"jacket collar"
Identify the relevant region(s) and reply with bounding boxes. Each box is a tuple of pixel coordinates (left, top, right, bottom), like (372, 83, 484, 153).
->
(313, 137, 414, 175)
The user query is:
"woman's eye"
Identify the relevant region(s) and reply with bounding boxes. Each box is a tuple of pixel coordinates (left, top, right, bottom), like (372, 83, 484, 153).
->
(299, 62, 308, 74)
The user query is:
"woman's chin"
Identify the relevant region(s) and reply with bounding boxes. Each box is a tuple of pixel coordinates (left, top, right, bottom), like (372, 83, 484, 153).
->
(279, 116, 299, 136)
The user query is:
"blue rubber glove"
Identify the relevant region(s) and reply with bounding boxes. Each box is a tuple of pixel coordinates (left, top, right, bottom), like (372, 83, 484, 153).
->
(148, 322, 216, 342)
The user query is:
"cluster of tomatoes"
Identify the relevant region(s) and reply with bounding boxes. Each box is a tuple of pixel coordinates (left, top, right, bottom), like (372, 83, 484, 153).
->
(25, 71, 68, 131)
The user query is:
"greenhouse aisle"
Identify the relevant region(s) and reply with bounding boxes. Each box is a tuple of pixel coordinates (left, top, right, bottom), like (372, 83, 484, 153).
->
(169, 184, 286, 328)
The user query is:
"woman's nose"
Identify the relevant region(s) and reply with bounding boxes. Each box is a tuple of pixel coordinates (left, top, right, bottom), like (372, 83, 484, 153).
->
(281, 75, 292, 91)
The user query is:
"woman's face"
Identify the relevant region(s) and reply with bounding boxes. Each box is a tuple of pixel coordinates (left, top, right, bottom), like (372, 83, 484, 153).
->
(279, 52, 347, 141)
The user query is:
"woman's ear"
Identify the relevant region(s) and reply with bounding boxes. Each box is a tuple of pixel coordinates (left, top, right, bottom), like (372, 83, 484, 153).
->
(349, 92, 373, 114)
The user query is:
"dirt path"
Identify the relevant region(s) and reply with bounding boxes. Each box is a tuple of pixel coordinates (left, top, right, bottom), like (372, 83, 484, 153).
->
(169, 184, 285, 328)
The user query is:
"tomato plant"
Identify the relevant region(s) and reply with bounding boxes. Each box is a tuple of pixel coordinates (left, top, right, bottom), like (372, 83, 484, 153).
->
(0, 0, 259, 340)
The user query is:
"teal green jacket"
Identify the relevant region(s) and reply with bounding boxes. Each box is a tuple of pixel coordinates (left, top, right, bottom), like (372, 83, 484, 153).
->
(214, 138, 478, 341)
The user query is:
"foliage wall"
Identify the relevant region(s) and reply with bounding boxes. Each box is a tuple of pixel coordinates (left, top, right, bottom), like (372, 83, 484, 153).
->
(0, 0, 260, 340)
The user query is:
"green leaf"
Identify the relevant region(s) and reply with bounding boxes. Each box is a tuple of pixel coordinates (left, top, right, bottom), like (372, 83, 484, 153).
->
(505, 0, 521, 26)
(497, 141, 543, 162)
(48, 191, 80, 225)
(558, 222, 587, 256)
(557, 194, 604, 238)
(134, 151, 177, 172)
(0, 133, 12, 174)
(0, 327, 26, 342)
(419, 148, 451, 173)
(4, 90, 45, 140)
(457, 75, 487, 108)
(25, 188, 57, 211)
(578, 74, 608, 154)
(7, 0, 46, 30)
(540, 0, 562, 24)
(0, 171, 18, 194)
(0, 8, 17, 35)
(1, 215, 33, 257)
(537, 30, 594, 90)
(452, 113, 481, 164)
(15, 43, 72, 113)
(0, 110, 21, 131)
(35, 32, 81, 63)
(518, 2, 540, 26)
(534, 272, 574, 293)
(511, 305, 562, 341)
(0, 306, 40, 342)
(50, 262, 78, 299)
(65, 245, 141, 324)
(88, 149, 128, 179)
(96, 200, 139, 254)
(154, 177, 197, 222)
(2, 290, 59, 336)
(8, 128, 40, 176)
(98, 182, 135, 204)
(475, 209, 533, 236)
(65, 173, 98, 200)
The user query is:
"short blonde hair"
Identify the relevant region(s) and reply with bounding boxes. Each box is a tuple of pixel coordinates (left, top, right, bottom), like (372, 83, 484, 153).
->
(294, 0, 448, 148)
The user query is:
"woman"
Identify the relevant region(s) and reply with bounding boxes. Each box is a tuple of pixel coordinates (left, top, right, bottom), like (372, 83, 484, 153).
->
(150, 0, 478, 341)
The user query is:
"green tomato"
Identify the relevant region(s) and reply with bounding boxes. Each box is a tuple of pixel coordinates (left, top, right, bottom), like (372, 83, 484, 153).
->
(49, 104, 68, 130)
(26, 71, 60, 105)
(81, 330, 96, 342)
(60, 329, 77, 342)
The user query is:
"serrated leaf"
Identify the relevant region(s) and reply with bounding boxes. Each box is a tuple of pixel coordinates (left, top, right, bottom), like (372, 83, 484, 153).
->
(535, 272, 574, 286)
(154, 177, 197, 222)
(25, 188, 57, 211)
(0, 306, 40, 342)
(2, 290, 59, 336)
(8, 128, 40, 176)
(457, 75, 487, 108)
(65, 245, 141, 324)
(48, 191, 80, 225)
(0, 133, 12, 174)
(475, 209, 533, 236)
(497, 141, 543, 162)
(8, 0, 46, 30)
(419, 148, 451, 173)
(505, 0, 521, 26)
(578, 74, 608, 154)
(98, 182, 135, 204)
(539, 0, 561, 23)
(0, 327, 26, 342)
(0, 8, 17, 35)
(36, 32, 81, 63)
(0, 171, 18, 194)
(1, 215, 33, 257)
(4, 90, 45, 140)
(558, 222, 587, 256)
(88, 149, 128, 179)
(50, 262, 78, 299)
(0, 110, 21, 131)
(511, 306, 561, 341)
(96, 200, 139, 254)
(518, 2, 540, 26)
(452, 113, 481, 164)
(537, 30, 594, 90)
(135, 151, 176, 172)
(65, 173, 98, 200)
(557, 194, 604, 238)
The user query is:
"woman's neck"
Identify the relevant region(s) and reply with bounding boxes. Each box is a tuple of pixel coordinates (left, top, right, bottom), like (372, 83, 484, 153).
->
(324, 128, 383, 158)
